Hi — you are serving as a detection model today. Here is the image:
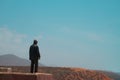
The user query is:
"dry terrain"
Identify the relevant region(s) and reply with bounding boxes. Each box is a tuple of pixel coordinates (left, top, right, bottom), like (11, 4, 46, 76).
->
(0, 66, 112, 80)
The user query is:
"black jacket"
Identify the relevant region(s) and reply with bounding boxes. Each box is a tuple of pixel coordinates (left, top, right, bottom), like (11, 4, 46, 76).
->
(29, 44, 40, 60)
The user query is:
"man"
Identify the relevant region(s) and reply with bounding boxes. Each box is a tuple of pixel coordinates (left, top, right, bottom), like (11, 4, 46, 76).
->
(29, 40, 40, 73)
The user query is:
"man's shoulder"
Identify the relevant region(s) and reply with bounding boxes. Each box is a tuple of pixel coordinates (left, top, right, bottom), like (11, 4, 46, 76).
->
(30, 44, 38, 47)
(30, 45, 33, 47)
(30, 44, 34, 48)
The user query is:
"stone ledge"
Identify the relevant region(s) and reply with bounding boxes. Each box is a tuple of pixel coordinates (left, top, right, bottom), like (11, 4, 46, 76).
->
(0, 72, 54, 80)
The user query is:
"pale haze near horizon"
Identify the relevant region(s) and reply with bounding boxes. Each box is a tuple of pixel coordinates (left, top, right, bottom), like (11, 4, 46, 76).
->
(0, 0, 120, 72)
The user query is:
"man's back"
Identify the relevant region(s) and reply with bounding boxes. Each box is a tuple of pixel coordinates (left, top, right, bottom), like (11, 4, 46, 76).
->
(29, 44, 40, 60)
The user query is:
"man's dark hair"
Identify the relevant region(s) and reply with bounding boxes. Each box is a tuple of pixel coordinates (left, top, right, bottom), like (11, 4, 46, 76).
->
(33, 40, 38, 45)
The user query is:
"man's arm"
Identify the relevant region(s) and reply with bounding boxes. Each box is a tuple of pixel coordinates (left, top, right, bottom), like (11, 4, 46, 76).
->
(29, 46, 32, 60)
(37, 46, 40, 59)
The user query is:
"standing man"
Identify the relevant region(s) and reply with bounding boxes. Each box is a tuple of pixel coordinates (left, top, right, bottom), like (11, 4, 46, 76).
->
(29, 40, 41, 73)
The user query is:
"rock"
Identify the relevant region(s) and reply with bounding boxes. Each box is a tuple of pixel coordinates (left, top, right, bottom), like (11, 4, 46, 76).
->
(0, 72, 54, 80)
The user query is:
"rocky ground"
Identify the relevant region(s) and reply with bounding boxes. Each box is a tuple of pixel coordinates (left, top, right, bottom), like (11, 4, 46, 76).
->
(0, 66, 112, 80)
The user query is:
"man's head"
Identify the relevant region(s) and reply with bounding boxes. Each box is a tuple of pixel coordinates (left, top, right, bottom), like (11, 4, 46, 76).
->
(33, 40, 38, 45)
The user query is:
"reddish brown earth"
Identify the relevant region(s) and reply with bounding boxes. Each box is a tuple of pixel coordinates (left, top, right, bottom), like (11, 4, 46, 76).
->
(0, 66, 112, 80)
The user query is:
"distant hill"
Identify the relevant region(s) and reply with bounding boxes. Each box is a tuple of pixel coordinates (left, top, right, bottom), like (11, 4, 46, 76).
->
(0, 54, 44, 66)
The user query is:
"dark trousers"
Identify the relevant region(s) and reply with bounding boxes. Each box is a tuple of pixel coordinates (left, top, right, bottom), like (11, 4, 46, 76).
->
(30, 60, 38, 73)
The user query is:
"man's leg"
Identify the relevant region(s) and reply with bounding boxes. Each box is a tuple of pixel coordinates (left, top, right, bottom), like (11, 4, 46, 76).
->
(35, 60, 38, 73)
(30, 60, 34, 73)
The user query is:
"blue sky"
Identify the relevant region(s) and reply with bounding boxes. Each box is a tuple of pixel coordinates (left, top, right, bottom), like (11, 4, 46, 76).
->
(0, 0, 120, 72)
